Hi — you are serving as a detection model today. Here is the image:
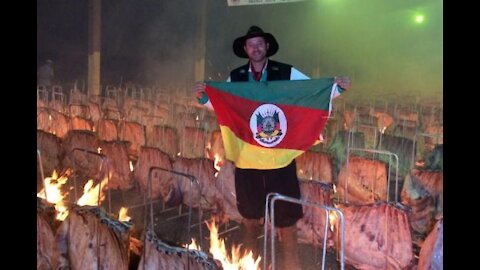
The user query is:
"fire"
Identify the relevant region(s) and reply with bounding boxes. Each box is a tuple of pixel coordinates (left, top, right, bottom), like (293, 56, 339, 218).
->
(129, 160, 134, 172)
(206, 218, 261, 270)
(213, 153, 223, 173)
(118, 207, 131, 222)
(328, 210, 338, 232)
(184, 238, 201, 251)
(37, 170, 71, 221)
(76, 175, 109, 206)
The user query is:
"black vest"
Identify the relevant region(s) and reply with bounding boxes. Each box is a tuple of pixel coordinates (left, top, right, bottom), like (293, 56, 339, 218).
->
(230, 60, 292, 82)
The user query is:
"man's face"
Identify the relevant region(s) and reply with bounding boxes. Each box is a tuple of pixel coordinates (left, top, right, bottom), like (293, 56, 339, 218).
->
(243, 36, 269, 62)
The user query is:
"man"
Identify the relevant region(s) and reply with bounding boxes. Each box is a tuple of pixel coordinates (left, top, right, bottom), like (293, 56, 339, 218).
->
(194, 25, 351, 269)
(37, 59, 54, 88)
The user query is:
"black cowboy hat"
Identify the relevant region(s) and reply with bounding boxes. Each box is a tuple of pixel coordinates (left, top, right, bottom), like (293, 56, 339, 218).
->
(232, 25, 279, 58)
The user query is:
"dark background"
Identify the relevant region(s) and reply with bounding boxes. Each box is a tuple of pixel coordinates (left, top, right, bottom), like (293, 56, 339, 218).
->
(37, 0, 442, 103)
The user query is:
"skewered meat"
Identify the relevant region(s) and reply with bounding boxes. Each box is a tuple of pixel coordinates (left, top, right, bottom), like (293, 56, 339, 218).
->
(336, 156, 388, 204)
(137, 230, 221, 270)
(297, 181, 334, 248)
(296, 151, 333, 184)
(55, 206, 132, 270)
(334, 202, 413, 270)
(417, 217, 443, 270)
(133, 146, 174, 202)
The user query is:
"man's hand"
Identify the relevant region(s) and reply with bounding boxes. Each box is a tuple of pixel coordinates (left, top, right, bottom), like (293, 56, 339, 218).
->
(335, 76, 352, 91)
(193, 81, 206, 101)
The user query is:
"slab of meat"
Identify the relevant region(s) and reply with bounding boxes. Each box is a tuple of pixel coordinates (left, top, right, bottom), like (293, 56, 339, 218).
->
(171, 157, 223, 213)
(297, 181, 335, 248)
(37, 211, 60, 270)
(179, 127, 208, 158)
(417, 217, 443, 270)
(99, 141, 133, 190)
(138, 230, 221, 270)
(206, 129, 225, 168)
(70, 116, 94, 131)
(296, 151, 333, 184)
(37, 108, 70, 139)
(336, 156, 388, 205)
(144, 125, 179, 159)
(118, 121, 146, 159)
(133, 146, 174, 202)
(214, 160, 242, 222)
(55, 206, 132, 270)
(334, 202, 413, 270)
(37, 130, 62, 180)
(401, 169, 443, 236)
(96, 119, 118, 142)
(61, 130, 102, 179)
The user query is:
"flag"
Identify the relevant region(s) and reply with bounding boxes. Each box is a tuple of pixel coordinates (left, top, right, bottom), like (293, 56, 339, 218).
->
(205, 78, 342, 169)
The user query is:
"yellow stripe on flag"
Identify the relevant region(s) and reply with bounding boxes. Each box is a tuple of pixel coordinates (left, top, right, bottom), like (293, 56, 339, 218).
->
(220, 125, 305, 169)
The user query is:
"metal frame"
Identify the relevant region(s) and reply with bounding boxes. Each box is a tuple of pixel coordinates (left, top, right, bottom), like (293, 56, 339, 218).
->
(346, 148, 400, 203)
(263, 193, 345, 270)
(70, 148, 112, 213)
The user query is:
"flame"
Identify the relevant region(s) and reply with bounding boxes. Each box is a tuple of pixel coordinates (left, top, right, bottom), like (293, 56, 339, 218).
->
(129, 161, 134, 172)
(328, 210, 338, 232)
(184, 238, 201, 251)
(76, 175, 108, 206)
(97, 147, 102, 154)
(118, 207, 131, 222)
(206, 218, 261, 270)
(213, 153, 223, 172)
(37, 169, 71, 221)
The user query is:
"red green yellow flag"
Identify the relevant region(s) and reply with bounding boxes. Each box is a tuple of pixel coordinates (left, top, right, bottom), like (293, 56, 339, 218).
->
(205, 78, 341, 169)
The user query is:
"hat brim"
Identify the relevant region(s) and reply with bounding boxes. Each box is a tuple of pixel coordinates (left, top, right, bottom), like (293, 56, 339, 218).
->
(233, 32, 279, 58)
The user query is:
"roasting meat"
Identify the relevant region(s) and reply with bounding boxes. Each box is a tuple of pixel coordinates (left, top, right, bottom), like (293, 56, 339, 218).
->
(61, 130, 102, 179)
(334, 202, 413, 270)
(133, 146, 174, 202)
(37, 208, 60, 270)
(118, 121, 146, 159)
(417, 217, 443, 270)
(336, 156, 388, 204)
(138, 230, 221, 270)
(145, 125, 179, 159)
(171, 157, 223, 213)
(37, 108, 70, 139)
(37, 130, 62, 182)
(70, 116, 94, 131)
(99, 141, 133, 190)
(55, 206, 132, 270)
(296, 151, 333, 184)
(96, 119, 119, 142)
(297, 181, 335, 248)
(179, 127, 208, 158)
(214, 160, 242, 222)
(401, 169, 443, 236)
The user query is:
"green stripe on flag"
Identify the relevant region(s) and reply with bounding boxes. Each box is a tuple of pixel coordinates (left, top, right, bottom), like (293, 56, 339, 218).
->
(206, 78, 335, 110)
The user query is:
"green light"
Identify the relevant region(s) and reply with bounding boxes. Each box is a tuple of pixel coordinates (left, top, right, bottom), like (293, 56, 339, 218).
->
(415, 15, 424, 24)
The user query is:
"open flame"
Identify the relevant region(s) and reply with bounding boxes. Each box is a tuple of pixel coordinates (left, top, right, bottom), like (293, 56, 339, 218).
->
(205, 218, 262, 270)
(118, 207, 131, 222)
(129, 160, 134, 172)
(37, 170, 71, 221)
(213, 154, 223, 171)
(76, 175, 109, 206)
(328, 210, 338, 232)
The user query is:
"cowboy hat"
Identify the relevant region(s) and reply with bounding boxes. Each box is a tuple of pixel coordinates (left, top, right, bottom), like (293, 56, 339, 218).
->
(232, 25, 279, 58)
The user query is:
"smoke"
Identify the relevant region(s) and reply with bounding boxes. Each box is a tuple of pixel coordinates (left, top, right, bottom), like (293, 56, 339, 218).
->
(38, 0, 442, 103)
